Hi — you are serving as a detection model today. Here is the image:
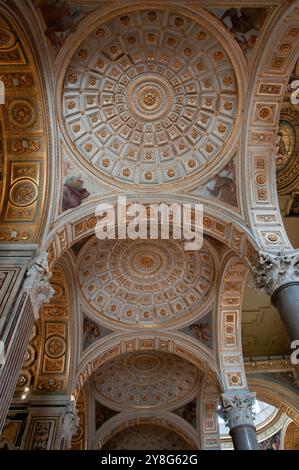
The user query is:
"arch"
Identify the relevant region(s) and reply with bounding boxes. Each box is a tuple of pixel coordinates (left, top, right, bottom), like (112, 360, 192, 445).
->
(41, 196, 259, 271)
(248, 377, 299, 426)
(92, 410, 200, 450)
(216, 252, 249, 392)
(0, 4, 51, 244)
(243, 2, 299, 250)
(72, 330, 221, 399)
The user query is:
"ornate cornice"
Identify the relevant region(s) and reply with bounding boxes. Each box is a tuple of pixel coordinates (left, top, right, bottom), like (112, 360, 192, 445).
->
(252, 251, 299, 296)
(219, 392, 256, 429)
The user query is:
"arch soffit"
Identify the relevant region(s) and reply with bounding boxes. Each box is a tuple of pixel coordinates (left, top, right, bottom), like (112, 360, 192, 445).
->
(243, 2, 299, 250)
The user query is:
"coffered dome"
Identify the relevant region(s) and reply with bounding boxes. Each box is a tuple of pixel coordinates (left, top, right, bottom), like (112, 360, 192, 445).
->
(62, 8, 239, 189)
(102, 424, 194, 450)
(92, 351, 200, 410)
(78, 237, 215, 329)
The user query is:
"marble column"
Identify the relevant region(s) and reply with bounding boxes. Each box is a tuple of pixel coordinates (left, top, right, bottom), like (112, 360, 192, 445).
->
(219, 392, 258, 450)
(252, 251, 299, 342)
(0, 248, 54, 433)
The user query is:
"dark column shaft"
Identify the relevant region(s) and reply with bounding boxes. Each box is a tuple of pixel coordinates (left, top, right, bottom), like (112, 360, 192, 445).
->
(272, 282, 299, 342)
(230, 424, 259, 450)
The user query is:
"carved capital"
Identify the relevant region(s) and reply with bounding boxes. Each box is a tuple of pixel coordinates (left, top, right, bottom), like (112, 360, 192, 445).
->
(219, 392, 256, 429)
(23, 252, 55, 319)
(251, 251, 299, 296)
(61, 400, 80, 448)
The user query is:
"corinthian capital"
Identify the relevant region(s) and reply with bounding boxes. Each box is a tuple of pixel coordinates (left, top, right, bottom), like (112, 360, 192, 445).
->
(23, 252, 55, 319)
(219, 393, 256, 429)
(251, 251, 299, 296)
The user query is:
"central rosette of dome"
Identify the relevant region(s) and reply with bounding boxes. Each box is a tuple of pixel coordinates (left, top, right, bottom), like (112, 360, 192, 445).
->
(126, 74, 174, 122)
(78, 238, 215, 328)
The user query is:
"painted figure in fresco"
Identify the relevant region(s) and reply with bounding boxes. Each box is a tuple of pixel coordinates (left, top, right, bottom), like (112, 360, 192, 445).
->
(221, 8, 268, 34)
(62, 176, 90, 211)
(207, 174, 237, 207)
(35, 0, 81, 49)
(83, 317, 101, 349)
(189, 322, 212, 344)
(236, 34, 257, 53)
(275, 130, 287, 166)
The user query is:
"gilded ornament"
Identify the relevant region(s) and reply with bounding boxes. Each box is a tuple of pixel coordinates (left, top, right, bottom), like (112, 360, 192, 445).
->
(67, 100, 75, 109)
(223, 76, 233, 85)
(148, 12, 157, 22)
(10, 180, 38, 206)
(78, 49, 88, 60)
(188, 159, 196, 168)
(96, 28, 105, 38)
(224, 101, 233, 110)
(68, 73, 77, 84)
(120, 16, 130, 26)
(145, 171, 153, 180)
(259, 107, 272, 120)
(73, 124, 80, 133)
(84, 143, 92, 152)
(102, 159, 110, 167)
(265, 233, 280, 243)
(197, 31, 207, 40)
(167, 168, 175, 177)
(214, 51, 223, 61)
(122, 168, 130, 177)
(256, 174, 266, 185)
(9, 99, 35, 128)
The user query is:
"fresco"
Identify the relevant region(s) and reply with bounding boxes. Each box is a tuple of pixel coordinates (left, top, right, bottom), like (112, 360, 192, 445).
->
(82, 314, 111, 350)
(61, 156, 108, 213)
(34, 1, 93, 52)
(174, 399, 197, 428)
(191, 158, 238, 208)
(95, 400, 117, 430)
(181, 310, 213, 350)
(207, 8, 269, 57)
(286, 192, 299, 216)
(260, 431, 281, 450)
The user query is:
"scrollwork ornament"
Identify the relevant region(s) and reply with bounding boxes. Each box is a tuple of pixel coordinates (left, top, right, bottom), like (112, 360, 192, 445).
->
(251, 251, 299, 295)
(219, 393, 256, 429)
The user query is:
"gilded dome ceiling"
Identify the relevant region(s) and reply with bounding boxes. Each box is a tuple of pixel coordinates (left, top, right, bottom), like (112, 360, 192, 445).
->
(102, 424, 194, 450)
(92, 351, 200, 410)
(62, 9, 238, 189)
(78, 237, 215, 329)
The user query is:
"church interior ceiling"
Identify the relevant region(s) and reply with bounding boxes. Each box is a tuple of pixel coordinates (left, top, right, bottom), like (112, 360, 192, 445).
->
(0, 0, 299, 452)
